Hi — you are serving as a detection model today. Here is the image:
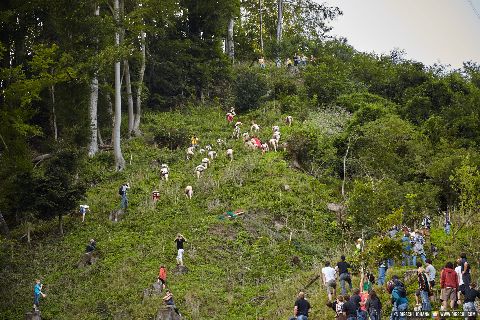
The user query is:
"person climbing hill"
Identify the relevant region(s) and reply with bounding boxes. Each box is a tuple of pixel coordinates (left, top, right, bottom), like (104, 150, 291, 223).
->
(336, 255, 352, 296)
(118, 183, 130, 210)
(191, 135, 199, 147)
(33, 279, 46, 311)
(157, 265, 167, 290)
(322, 261, 337, 303)
(174, 234, 187, 266)
(79, 204, 90, 223)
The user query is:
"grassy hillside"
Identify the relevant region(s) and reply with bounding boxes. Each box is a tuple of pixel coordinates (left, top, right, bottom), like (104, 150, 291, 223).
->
(1, 104, 346, 320)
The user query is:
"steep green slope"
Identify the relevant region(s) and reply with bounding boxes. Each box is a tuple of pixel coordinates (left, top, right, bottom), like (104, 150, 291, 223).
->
(1, 104, 342, 319)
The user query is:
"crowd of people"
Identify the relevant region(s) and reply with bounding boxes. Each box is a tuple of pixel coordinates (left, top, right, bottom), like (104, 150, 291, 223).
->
(286, 216, 479, 320)
(258, 53, 315, 70)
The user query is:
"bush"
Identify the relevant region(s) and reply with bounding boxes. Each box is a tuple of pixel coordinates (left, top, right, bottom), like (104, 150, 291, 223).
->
(234, 66, 269, 112)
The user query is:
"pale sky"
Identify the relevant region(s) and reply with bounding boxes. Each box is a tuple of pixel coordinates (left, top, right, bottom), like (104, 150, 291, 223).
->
(322, 0, 480, 68)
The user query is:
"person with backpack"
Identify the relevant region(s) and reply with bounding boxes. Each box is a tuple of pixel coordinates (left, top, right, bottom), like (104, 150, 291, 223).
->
(79, 204, 90, 223)
(118, 183, 130, 210)
(157, 265, 167, 290)
(365, 290, 382, 320)
(440, 261, 458, 311)
(336, 255, 353, 295)
(174, 234, 186, 266)
(388, 275, 408, 320)
(416, 262, 432, 311)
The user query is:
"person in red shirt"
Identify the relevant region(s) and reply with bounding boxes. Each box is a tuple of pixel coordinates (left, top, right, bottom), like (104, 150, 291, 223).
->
(440, 261, 458, 310)
(157, 265, 167, 290)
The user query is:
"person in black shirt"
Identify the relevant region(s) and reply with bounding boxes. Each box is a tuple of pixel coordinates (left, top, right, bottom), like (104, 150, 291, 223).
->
(336, 255, 352, 295)
(174, 234, 187, 266)
(460, 253, 471, 288)
(85, 239, 96, 253)
(461, 282, 480, 317)
(350, 288, 361, 311)
(342, 294, 357, 320)
(290, 291, 311, 320)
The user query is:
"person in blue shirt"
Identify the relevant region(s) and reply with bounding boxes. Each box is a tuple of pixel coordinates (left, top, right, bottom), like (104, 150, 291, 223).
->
(401, 231, 412, 266)
(389, 275, 408, 320)
(33, 279, 46, 311)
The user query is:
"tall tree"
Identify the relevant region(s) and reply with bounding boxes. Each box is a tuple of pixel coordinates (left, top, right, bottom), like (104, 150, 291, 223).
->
(113, 0, 126, 170)
(88, 4, 100, 157)
(276, 0, 283, 43)
(133, 24, 145, 136)
(227, 18, 235, 61)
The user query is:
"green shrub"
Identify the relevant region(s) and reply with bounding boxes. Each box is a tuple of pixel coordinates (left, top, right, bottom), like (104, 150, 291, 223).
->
(234, 67, 269, 112)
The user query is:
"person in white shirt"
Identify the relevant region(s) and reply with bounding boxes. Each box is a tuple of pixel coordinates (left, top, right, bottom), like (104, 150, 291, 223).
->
(455, 258, 465, 302)
(425, 259, 436, 302)
(322, 261, 337, 303)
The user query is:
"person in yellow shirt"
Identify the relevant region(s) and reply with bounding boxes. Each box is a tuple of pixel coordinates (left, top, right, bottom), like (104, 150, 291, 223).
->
(191, 135, 199, 147)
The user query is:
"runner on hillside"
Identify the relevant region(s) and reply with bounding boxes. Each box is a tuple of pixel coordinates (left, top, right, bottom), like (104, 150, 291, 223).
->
(174, 234, 187, 266)
(322, 261, 337, 303)
(157, 265, 167, 290)
(336, 255, 352, 295)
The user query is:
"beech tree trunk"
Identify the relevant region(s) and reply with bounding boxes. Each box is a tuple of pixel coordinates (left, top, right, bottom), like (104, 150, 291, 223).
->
(227, 18, 234, 61)
(50, 85, 58, 141)
(133, 29, 145, 136)
(88, 76, 99, 156)
(259, 0, 264, 53)
(88, 5, 100, 157)
(276, 0, 283, 43)
(124, 60, 134, 136)
(113, 0, 126, 171)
